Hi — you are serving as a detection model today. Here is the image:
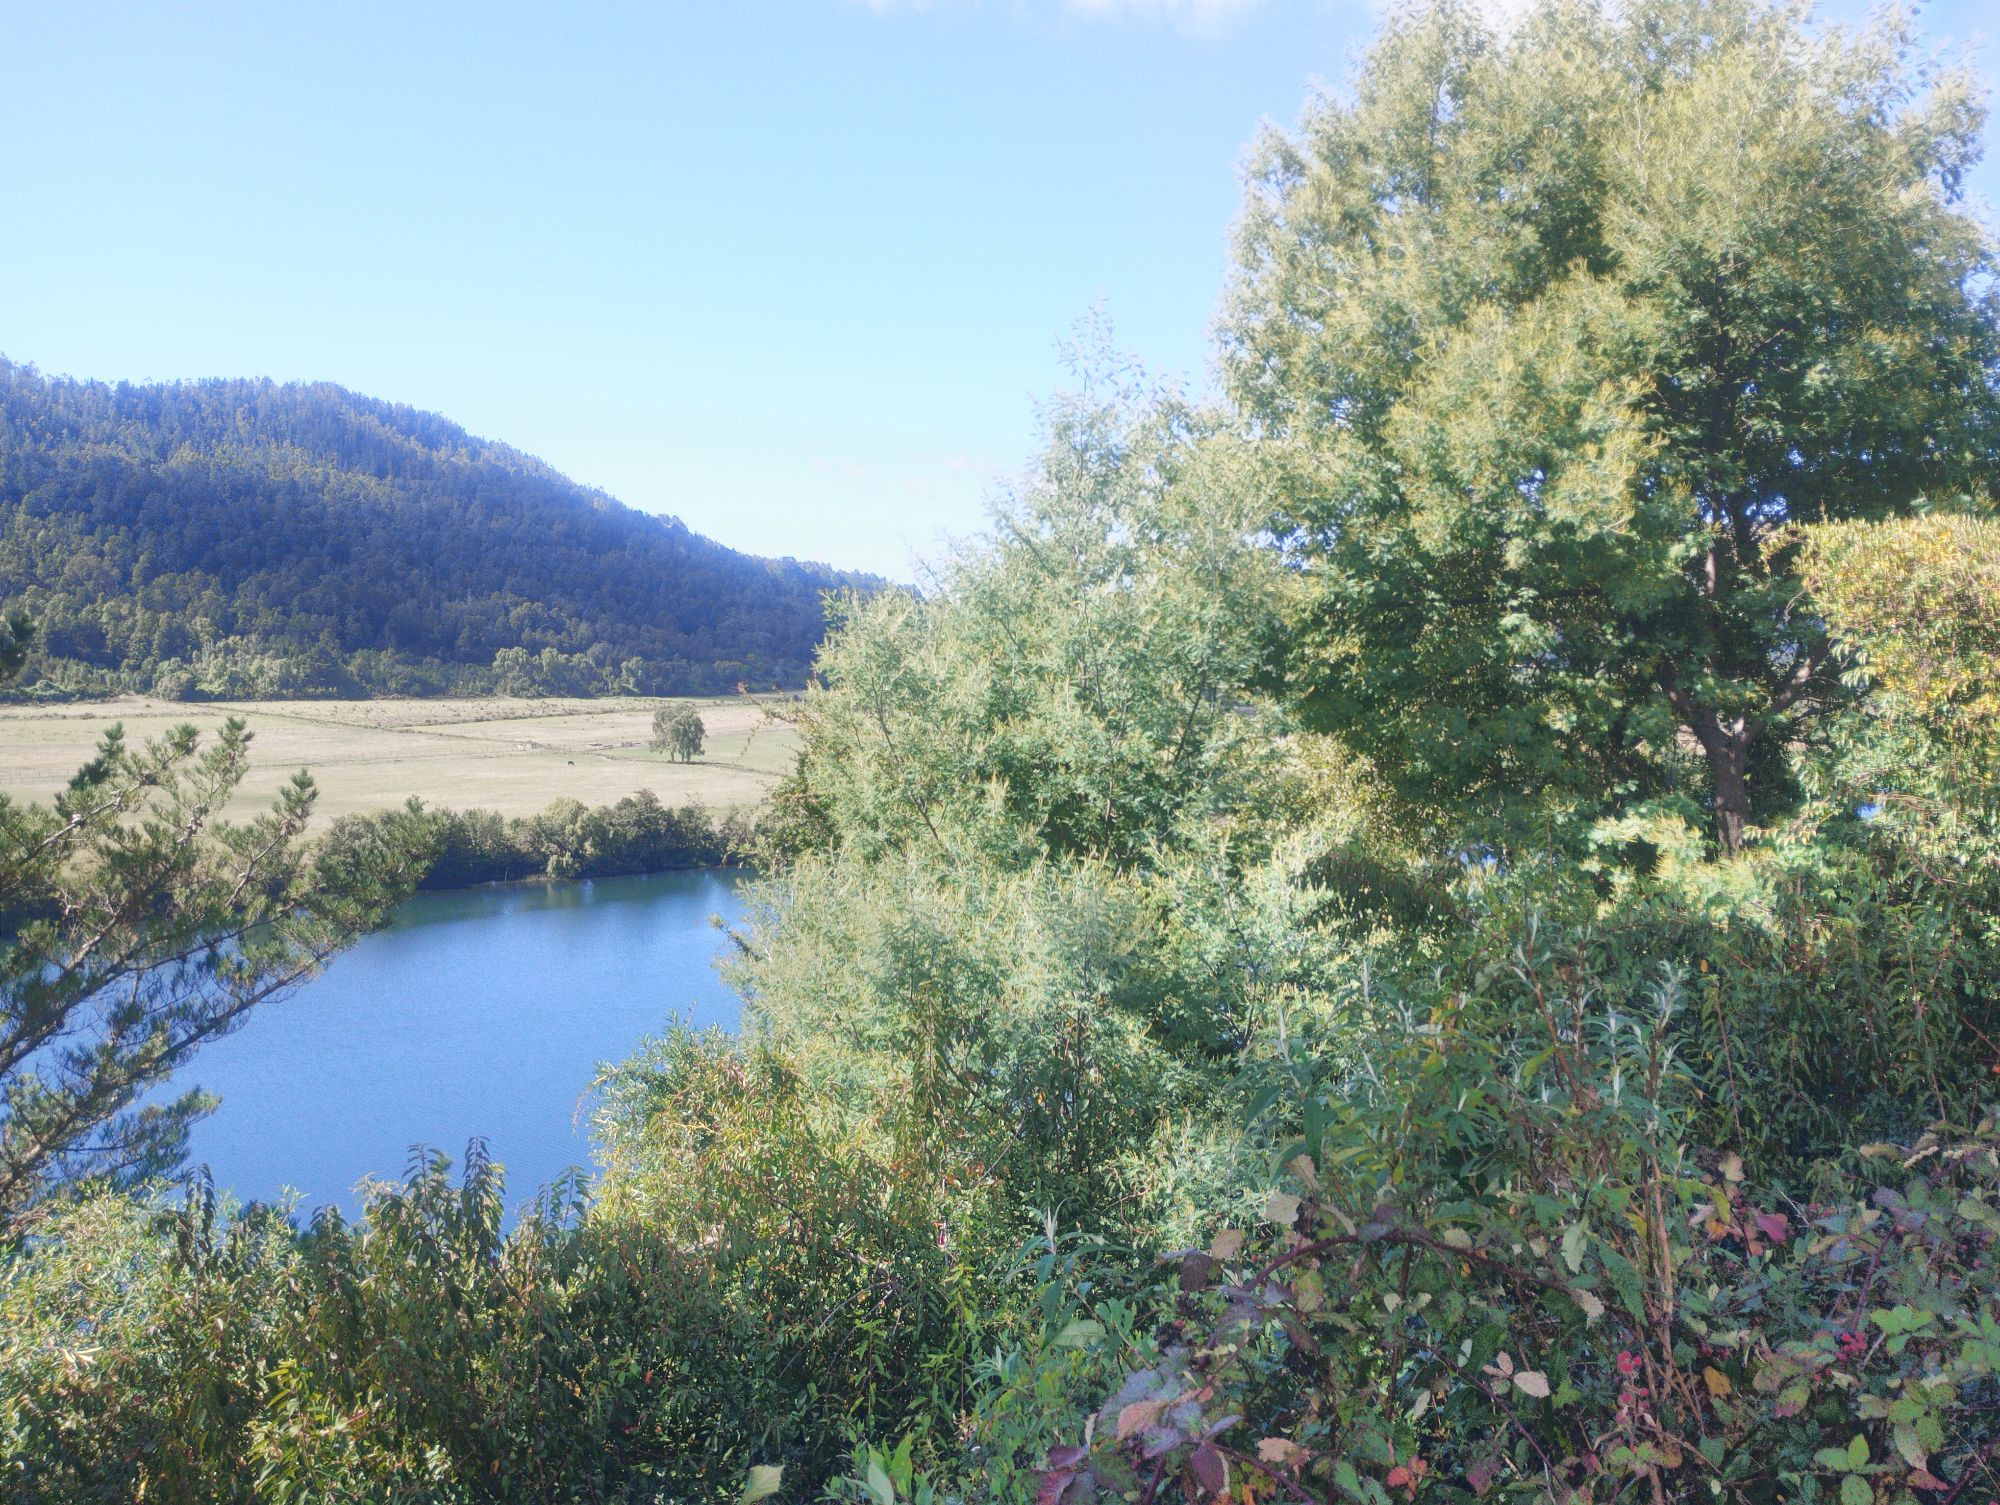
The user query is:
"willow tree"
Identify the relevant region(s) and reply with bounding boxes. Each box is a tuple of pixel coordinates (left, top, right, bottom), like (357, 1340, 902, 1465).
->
(1226, 0, 2000, 851)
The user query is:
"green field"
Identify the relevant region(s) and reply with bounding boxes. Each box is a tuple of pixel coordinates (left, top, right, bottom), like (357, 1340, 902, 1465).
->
(0, 695, 800, 821)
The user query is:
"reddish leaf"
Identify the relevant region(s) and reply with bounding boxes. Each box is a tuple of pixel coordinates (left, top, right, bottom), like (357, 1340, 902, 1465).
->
(1190, 1442, 1228, 1498)
(1035, 1471, 1076, 1505)
(1116, 1399, 1167, 1441)
(1045, 1445, 1088, 1470)
(1754, 1211, 1791, 1243)
(1467, 1456, 1504, 1496)
(1180, 1251, 1215, 1292)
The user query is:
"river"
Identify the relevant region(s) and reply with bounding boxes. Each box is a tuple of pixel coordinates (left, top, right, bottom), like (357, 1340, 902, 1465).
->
(167, 869, 749, 1218)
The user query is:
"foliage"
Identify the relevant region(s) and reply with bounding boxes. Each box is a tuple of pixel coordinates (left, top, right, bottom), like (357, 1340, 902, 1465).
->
(651, 705, 707, 763)
(1036, 915, 2000, 1504)
(589, 1029, 987, 1487)
(1802, 512, 2000, 791)
(421, 790, 746, 886)
(8, 4, 2000, 1501)
(0, 609, 31, 684)
(727, 366, 1323, 1241)
(782, 374, 1279, 870)
(0, 359, 874, 700)
(1225, 0, 2000, 851)
(0, 713, 431, 1235)
(0, 1041, 983, 1503)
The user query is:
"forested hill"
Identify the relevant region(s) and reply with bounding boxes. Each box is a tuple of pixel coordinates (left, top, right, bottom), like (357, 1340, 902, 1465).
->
(0, 358, 875, 698)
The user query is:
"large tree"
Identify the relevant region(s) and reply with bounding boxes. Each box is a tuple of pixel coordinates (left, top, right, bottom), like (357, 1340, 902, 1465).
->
(1226, 0, 2000, 851)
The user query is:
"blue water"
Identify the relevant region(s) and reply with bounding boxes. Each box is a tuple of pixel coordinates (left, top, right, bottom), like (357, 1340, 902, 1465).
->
(165, 869, 748, 1219)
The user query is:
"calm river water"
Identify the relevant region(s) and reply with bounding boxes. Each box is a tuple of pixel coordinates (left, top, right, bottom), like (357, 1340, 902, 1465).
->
(167, 869, 748, 1218)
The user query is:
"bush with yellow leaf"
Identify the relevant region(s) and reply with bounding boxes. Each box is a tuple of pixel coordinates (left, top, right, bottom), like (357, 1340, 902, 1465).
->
(1803, 513, 2000, 787)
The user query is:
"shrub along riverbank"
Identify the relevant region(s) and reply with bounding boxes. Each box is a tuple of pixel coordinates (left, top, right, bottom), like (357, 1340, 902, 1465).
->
(419, 791, 750, 889)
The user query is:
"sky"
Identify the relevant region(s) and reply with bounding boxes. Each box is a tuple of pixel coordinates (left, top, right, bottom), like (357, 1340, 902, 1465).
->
(4, 0, 1995, 581)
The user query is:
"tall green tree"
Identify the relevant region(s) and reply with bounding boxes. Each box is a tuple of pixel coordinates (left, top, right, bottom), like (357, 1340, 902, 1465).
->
(0, 699, 431, 1233)
(1226, 0, 2000, 851)
(734, 370, 1316, 1232)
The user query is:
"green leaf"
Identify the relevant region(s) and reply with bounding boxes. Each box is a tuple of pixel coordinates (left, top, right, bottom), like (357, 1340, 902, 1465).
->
(865, 1458, 896, 1505)
(1053, 1319, 1104, 1348)
(1839, 1473, 1871, 1505)
(1893, 1421, 1927, 1469)
(1242, 1084, 1283, 1129)
(1597, 1244, 1646, 1327)
(739, 1465, 785, 1504)
(1561, 1223, 1587, 1274)
(1956, 1196, 2000, 1228)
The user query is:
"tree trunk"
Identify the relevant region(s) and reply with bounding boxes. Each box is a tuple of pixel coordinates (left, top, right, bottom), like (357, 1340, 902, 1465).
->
(1702, 733, 1751, 855)
(1660, 672, 1755, 855)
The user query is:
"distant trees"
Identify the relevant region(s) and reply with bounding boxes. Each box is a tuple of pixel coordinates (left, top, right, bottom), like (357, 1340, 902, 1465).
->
(650, 706, 705, 763)
(0, 361, 877, 700)
(0, 651, 431, 1233)
(421, 790, 742, 886)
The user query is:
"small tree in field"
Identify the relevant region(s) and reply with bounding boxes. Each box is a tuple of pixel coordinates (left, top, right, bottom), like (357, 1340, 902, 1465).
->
(651, 706, 705, 763)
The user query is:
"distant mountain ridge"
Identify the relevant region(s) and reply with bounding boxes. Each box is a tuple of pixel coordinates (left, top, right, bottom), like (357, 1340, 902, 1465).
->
(0, 357, 875, 699)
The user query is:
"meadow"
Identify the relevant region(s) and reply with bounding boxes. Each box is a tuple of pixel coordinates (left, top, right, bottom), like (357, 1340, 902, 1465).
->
(0, 694, 799, 821)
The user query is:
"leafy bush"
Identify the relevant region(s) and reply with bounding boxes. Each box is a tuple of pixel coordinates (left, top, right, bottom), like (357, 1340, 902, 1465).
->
(420, 790, 746, 887)
(1039, 943, 2000, 1503)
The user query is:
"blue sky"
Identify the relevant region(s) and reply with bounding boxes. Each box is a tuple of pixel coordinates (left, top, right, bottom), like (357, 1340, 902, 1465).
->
(5, 0, 1994, 580)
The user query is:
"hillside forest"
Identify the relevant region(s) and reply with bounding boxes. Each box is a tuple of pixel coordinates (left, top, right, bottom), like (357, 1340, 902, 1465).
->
(0, 362, 875, 699)
(7, 2, 2000, 1502)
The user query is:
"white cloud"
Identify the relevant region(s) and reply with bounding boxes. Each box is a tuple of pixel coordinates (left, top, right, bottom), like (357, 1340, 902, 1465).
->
(1062, 0, 1267, 28)
(842, 0, 1269, 31)
(1362, 0, 1537, 30)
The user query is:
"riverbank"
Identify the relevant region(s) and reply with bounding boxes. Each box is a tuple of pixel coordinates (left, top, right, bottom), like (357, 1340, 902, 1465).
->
(418, 792, 755, 889)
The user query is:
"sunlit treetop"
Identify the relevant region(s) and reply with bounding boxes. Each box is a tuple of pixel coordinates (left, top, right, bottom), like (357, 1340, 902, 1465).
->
(1225, 0, 2000, 852)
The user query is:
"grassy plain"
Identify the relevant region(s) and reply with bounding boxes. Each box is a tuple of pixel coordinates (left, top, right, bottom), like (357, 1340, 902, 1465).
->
(0, 696, 800, 822)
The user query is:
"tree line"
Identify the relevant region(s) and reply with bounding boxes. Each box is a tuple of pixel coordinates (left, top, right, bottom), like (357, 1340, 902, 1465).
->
(422, 789, 745, 887)
(0, 363, 877, 699)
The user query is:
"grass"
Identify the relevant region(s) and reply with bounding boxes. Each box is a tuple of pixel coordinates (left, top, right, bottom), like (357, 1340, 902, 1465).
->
(0, 695, 800, 822)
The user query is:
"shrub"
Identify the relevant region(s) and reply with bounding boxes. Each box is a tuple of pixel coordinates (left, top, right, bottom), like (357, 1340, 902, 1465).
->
(1037, 941, 2000, 1503)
